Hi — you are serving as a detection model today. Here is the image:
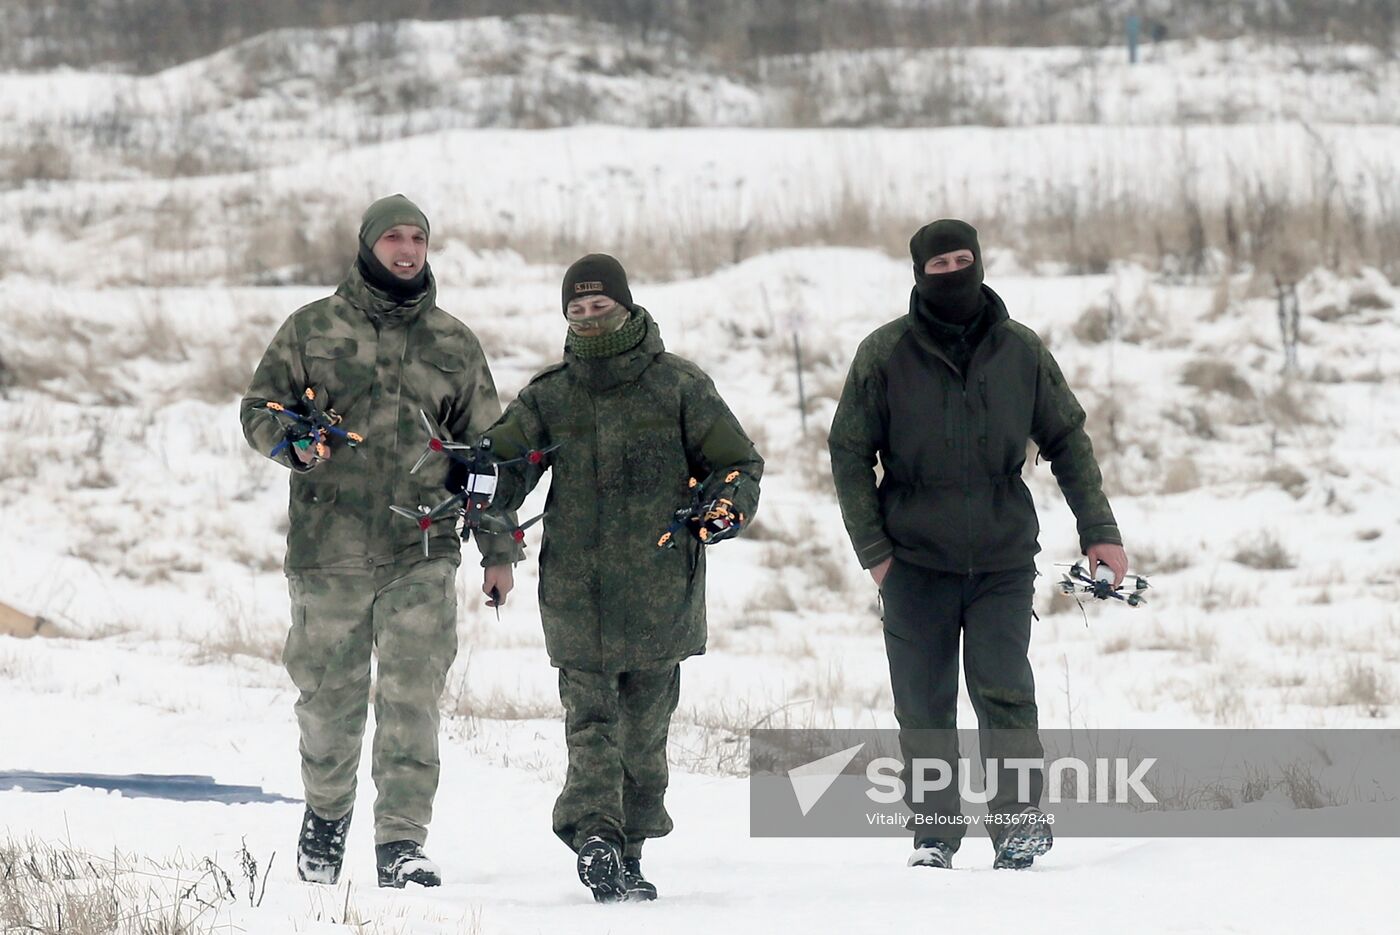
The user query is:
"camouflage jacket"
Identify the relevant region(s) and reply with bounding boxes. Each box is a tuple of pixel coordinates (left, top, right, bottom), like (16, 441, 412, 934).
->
(828, 285, 1121, 574)
(484, 308, 763, 672)
(240, 264, 522, 573)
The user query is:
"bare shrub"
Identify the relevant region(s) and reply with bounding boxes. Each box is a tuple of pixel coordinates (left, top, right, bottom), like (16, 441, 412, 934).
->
(1132, 544, 1194, 574)
(746, 579, 799, 613)
(1328, 659, 1393, 717)
(1038, 585, 1079, 618)
(1160, 456, 1201, 494)
(1099, 633, 1132, 654)
(1261, 384, 1319, 428)
(1181, 359, 1253, 400)
(1163, 403, 1218, 440)
(1187, 669, 1250, 725)
(1231, 531, 1296, 570)
(195, 616, 282, 666)
(1278, 762, 1341, 809)
(1260, 464, 1308, 499)
(1072, 302, 1114, 344)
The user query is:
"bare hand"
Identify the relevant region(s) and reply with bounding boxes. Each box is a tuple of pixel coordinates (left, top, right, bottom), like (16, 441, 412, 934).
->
(483, 564, 515, 608)
(1085, 543, 1129, 588)
(869, 557, 893, 588)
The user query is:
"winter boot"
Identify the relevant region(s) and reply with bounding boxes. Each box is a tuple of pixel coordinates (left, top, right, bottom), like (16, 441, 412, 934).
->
(296, 806, 352, 885)
(908, 838, 954, 869)
(376, 840, 442, 888)
(621, 856, 658, 901)
(576, 835, 627, 903)
(992, 806, 1054, 869)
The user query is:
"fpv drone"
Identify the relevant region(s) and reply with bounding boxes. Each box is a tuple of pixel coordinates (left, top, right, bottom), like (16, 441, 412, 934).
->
(1057, 561, 1151, 607)
(264, 387, 363, 463)
(391, 410, 558, 558)
(657, 470, 747, 548)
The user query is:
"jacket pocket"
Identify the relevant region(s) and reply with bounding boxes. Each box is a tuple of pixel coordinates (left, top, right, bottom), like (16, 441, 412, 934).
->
(305, 337, 358, 360)
(286, 480, 347, 566)
(418, 347, 464, 373)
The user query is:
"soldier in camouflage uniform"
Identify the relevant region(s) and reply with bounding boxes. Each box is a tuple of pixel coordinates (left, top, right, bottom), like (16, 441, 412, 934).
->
(468, 254, 763, 902)
(240, 194, 521, 888)
(828, 219, 1130, 870)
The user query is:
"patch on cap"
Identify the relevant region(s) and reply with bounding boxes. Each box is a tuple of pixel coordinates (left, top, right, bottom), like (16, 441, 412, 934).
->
(574, 281, 604, 294)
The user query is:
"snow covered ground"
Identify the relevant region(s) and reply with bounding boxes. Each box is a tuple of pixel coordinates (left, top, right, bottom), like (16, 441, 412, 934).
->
(2, 245, 1397, 931)
(2, 12, 1398, 933)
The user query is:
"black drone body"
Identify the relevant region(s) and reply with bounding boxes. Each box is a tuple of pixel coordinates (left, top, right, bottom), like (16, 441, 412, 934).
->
(1057, 561, 1151, 608)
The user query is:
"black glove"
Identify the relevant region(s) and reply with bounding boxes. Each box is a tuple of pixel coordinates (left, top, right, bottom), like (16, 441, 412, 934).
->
(445, 459, 470, 494)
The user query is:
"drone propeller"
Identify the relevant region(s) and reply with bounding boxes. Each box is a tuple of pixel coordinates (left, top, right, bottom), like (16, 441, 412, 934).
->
(410, 410, 477, 474)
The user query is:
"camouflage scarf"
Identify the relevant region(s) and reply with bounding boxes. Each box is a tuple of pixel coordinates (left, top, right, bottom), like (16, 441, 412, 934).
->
(565, 307, 647, 359)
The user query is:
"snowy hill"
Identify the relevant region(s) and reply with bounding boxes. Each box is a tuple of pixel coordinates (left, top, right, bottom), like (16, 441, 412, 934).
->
(2, 15, 1399, 183)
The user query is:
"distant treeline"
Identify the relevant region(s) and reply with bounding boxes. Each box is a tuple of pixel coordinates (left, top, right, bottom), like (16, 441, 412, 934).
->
(1, 0, 1395, 71)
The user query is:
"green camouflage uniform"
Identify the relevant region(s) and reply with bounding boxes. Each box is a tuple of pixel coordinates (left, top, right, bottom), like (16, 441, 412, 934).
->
(484, 307, 763, 854)
(240, 258, 520, 846)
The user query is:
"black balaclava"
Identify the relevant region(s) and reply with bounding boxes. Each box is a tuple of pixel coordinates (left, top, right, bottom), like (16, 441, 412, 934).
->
(909, 218, 985, 326)
(356, 193, 431, 299)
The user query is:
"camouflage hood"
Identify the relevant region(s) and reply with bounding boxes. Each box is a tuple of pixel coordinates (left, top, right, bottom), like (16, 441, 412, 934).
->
(336, 260, 437, 331)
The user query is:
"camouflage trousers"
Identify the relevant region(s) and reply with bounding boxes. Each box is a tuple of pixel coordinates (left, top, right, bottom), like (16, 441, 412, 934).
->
(552, 663, 681, 858)
(283, 558, 458, 846)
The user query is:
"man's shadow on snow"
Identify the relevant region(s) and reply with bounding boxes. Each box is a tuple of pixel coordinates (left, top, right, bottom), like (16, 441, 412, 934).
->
(0, 771, 301, 805)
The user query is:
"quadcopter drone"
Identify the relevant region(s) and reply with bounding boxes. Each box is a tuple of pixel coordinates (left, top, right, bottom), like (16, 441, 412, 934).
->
(391, 410, 558, 558)
(1057, 561, 1151, 607)
(264, 387, 363, 463)
(657, 470, 747, 549)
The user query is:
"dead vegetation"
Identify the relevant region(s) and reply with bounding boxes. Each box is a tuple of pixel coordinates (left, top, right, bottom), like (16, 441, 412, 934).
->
(0, 837, 237, 934)
(1231, 530, 1296, 570)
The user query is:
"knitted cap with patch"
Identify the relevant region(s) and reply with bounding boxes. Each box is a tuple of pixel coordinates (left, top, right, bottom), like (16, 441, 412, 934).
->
(562, 253, 633, 314)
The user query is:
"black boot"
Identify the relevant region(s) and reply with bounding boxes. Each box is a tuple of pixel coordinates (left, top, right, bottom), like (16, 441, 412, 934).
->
(992, 807, 1054, 869)
(908, 838, 954, 869)
(296, 806, 351, 885)
(376, 840, 442, 888)
(621, 856, 658, 901)
(576, 835, 626, 903)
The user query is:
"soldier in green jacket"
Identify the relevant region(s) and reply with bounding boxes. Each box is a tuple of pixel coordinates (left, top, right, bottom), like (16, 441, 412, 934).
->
(240, 195, 521, 889)
(828, 219, 1130, 871)
(469, 254, 763, 903)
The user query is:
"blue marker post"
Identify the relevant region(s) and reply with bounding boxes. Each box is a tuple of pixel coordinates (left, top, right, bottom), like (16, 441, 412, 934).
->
(1127, 13, 1141, 64)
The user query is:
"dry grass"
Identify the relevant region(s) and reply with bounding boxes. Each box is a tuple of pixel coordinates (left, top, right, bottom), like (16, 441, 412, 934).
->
(1260, 463, 1309, 498)
(1326, 658, 1393, 717)
(745, 577, 799, 614)
(0, 837, 236, 934)
(1181, 359, 1254, 400)
(1159, 456, 1202, 494)
(1231, 530, 1296, 570)
(194, 616, 283, 666)
(1132, 544, 1194, 574)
